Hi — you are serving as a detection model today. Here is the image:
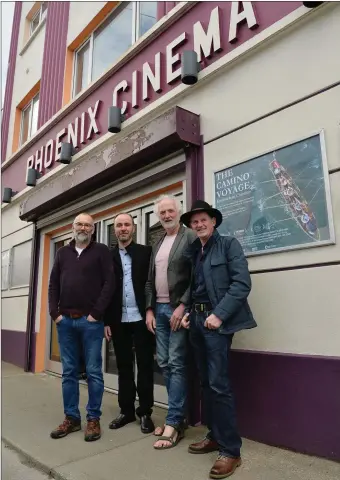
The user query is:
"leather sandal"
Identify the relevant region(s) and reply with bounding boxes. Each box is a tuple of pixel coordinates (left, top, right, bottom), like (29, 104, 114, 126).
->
(153, 425, 184, 450)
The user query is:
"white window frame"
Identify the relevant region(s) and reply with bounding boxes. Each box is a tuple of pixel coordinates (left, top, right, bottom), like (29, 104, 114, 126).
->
(20, 93, 39, 146)
(9, 240, 32, 290)
(72, 1, 157, 98)
(30, 2, 47, 35)
(1, 250, 11, 291)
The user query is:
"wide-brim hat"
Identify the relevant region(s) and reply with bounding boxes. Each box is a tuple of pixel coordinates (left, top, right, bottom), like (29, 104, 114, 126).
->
(180, 200, 223, 228)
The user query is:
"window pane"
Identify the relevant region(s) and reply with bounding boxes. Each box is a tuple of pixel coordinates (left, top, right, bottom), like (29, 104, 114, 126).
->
(31, 12, 40, 33)
(11, 242, 32, 288)
(41, 2, 47, 16)
(92, 3, 133, 81)
(1, 251, 10, 290)
(74, 41, 90, 96)
(145, 211, 164, 247)
(30, 95, 39, 136)
(21, 105, 31, 144)
(139, 1, 157, 37)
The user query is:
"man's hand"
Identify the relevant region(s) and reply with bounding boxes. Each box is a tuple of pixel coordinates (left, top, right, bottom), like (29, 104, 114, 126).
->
(87, 314, 97, 323)
(146, 309, 156, 335)
(55, 315, 63, 324)
(204, 313, 222, 330)
(181, 313, 190, 329)
(170, 303, 185, 331)
(104, 326, 112, 342)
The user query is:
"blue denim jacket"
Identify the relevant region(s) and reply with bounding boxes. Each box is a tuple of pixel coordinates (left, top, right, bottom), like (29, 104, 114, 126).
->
(187, 230, 257, 335)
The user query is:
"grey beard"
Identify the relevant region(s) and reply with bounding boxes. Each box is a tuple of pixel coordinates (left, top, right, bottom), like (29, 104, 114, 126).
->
(75, 232, 89, 244)
(161, 220, 178, 230)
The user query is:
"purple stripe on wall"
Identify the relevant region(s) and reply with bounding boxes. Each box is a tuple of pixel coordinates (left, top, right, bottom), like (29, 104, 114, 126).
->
(1, 2, 22, 163)
(186, 136, 204, 426)
(157, 1, 177, 20)
(185, 135, 205, 208)
(37, 2, 70, 128)
(230, 350, 340, 461)
(1, 330, 26, 369)
(165, 2, 176, 15)
(157, 1, 166, 20)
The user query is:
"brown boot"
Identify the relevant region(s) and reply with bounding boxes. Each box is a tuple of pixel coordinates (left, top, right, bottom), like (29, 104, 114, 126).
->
(84, 419, 101, 442)
(209, 456, 242, 479)
(50, 416, 81, 439)
(188, 437, 219, 454)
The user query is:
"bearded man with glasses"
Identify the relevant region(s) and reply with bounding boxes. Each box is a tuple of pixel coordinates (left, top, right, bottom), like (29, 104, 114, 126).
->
(48, 213, 114, 442)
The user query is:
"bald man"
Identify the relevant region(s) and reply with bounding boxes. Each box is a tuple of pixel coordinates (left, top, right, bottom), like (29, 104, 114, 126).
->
(49, 213, 114, 443)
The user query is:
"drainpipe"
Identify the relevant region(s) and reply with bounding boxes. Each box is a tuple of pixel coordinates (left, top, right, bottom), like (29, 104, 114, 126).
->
(24, 222, 40, 372)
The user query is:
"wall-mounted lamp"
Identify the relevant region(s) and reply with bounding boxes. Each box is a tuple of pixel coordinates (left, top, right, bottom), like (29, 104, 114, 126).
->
(108, 106, 125, 134)
(302, 2, 323, 8)
(57, 142, 76, 165)
(181, 50, 201, 86)
(26, 168, 42, 187)
(2, 187, 18, 204)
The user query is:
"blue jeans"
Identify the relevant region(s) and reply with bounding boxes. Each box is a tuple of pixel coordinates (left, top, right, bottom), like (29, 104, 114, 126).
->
(155, 303, 187, 427)
(190, 312, 242, 458)
(57, 315, 104, 421)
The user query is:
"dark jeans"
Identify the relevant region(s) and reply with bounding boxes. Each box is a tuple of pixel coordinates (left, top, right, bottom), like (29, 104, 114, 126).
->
(155, 303, 187, 426)
(190, 312, 242, 458)
(57, 315, 104, 421)
(112, 320, 154, 417)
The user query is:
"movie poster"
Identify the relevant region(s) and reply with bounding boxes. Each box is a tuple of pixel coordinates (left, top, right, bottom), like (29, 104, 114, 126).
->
(214, 132, 335, 256)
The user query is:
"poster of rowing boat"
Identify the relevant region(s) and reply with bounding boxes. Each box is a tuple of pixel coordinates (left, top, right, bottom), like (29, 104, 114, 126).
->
(213, 131, 335, 256)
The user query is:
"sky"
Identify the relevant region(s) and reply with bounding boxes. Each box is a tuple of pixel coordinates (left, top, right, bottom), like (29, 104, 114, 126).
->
(1, 2, 15, 106)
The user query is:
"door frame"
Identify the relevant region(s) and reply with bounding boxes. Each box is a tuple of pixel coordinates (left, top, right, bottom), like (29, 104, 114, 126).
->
(45, 231, 73, 374)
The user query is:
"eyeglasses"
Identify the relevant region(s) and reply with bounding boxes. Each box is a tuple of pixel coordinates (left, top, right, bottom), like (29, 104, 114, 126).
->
(73, 222, 94, 230)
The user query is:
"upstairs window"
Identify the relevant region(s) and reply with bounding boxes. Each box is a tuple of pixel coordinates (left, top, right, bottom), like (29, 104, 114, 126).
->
(73, 1, 157, 97)
(20, 93, 39, 145)
(138, 1, 157, 38)
(30, 2, 47, 35)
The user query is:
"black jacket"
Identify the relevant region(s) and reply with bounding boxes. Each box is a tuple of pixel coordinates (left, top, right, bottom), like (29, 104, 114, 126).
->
(187, 230, 257, 334)
(48, 240, 114, 321)
(104, 242, 152, 328)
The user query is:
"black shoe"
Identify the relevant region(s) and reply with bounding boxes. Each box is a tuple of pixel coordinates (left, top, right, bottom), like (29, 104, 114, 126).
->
(109, 413, 136, 430)
(140, 415, 155, 434)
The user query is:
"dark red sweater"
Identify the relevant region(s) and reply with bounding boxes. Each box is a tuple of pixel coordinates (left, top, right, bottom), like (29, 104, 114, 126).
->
(48, 240, 114, 321)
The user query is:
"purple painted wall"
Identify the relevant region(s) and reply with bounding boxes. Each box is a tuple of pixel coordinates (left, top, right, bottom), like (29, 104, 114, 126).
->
(2, 1, 300, 192)
(157, 2, 178, 21)
(230, 350, 340, 461)
(1, 330, 26, 369)
(1, 2, 22, 163)
(37, 2, 70, 128)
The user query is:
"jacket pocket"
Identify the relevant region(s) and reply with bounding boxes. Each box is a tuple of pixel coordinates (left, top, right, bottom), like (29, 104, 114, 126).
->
(211, 258, 229, 288)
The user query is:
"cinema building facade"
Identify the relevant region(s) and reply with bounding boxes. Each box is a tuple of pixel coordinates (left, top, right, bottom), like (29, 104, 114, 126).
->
(1, 1, 339, 461)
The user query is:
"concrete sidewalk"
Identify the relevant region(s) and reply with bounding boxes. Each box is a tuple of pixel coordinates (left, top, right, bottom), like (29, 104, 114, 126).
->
(2, 362, 339, 480)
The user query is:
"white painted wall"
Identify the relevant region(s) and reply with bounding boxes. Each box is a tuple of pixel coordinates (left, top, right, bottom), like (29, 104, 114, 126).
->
(1, 202, 33, 239)
(1, 296, 29, 332)
(181, 4, 340, 357)
(67, 1, 107, 46)
(1, 202, 33, 333)
(179, 2, 340, 156)
(6, 2, 46, 161)
(234, 264, 340, 356)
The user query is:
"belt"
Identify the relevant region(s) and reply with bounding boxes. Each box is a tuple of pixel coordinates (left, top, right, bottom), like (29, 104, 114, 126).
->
(193, 303, 213, 313)
(68, 313, 85, 319)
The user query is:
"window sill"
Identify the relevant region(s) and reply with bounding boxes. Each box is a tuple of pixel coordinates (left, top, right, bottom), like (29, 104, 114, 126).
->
(19, 17, 47, 56)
